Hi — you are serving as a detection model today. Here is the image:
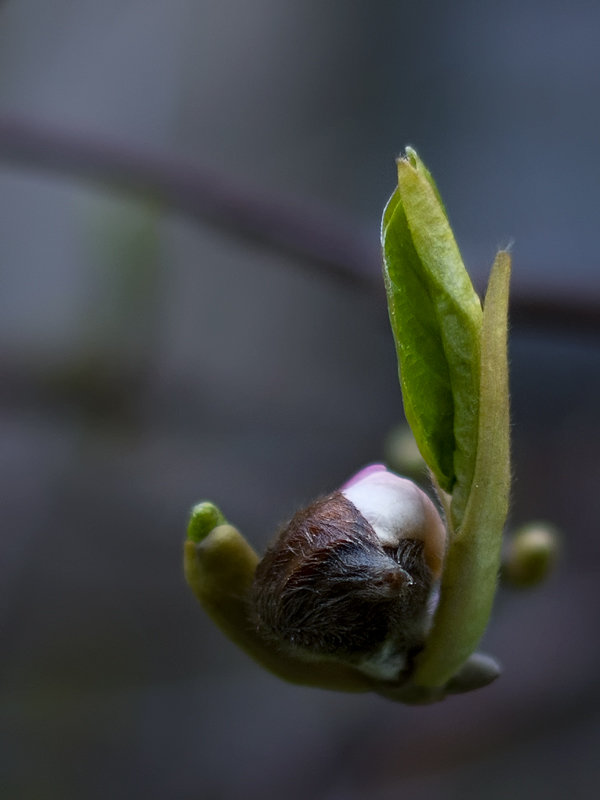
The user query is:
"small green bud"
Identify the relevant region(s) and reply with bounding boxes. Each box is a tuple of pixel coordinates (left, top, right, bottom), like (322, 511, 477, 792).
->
(384, 424, 426, 480)
(187, 501, 227, 543)
(503, 522, 560, 588)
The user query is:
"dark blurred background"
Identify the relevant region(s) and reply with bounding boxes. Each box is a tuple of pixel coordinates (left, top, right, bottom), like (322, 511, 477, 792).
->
(1, 1, 599, 798)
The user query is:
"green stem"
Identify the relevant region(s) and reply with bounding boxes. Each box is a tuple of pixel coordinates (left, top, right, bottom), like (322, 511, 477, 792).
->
(412, 251, 511, 687)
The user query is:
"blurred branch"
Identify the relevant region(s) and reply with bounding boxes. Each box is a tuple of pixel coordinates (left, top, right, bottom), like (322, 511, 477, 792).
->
(0, 116, 377, 289)
(0, 115, 599, 333)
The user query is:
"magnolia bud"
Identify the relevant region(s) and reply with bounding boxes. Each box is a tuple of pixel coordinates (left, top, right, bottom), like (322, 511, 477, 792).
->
(251, 465, 447, 682)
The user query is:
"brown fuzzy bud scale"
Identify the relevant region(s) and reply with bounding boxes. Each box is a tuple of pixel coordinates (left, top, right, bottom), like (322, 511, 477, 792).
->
(251, 491, 434, 681)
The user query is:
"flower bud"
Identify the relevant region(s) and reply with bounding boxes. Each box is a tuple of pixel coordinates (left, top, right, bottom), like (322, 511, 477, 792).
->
(251, 465, 447, 682)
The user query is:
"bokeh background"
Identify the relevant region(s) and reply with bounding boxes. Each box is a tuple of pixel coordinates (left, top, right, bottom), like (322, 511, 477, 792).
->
(1, 1, 599, 798)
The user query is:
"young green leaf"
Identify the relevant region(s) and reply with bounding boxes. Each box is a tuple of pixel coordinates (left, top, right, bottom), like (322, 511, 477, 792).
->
(382, 148, 482, 522)
(382, 191, 455, 489)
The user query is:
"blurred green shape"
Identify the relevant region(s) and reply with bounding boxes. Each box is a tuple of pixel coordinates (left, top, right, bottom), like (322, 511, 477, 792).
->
(503, 522, 560, 588)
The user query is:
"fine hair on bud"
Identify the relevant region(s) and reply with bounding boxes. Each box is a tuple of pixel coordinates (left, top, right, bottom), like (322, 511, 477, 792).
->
(251, 491, 433, 678)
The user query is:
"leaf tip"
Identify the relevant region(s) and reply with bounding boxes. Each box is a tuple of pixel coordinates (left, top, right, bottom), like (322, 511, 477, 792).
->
(396, 145, 419, 173)
(404, 145, 418, 165)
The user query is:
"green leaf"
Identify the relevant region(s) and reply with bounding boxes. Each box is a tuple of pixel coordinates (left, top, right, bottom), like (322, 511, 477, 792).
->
(382, 191, 454, 488)
(382, 148, 482, 517)
(411, 251, 511, 687)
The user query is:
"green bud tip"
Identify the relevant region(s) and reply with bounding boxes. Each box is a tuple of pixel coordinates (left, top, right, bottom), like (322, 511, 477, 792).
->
(187, 501, 227, 543)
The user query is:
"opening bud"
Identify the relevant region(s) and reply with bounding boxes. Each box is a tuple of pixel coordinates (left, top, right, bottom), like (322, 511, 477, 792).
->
(251, 465, 447, 682)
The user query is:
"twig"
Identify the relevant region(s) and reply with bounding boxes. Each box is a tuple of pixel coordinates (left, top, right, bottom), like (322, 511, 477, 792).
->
(0, 115, 599, 333)
(0, 116, 378, 289)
